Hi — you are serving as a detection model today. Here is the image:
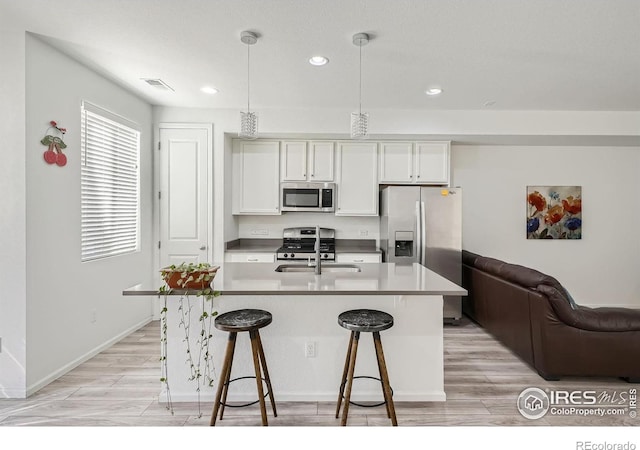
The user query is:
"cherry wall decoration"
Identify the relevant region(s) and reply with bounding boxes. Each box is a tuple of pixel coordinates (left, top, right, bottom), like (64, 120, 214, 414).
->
(41, 120, 67, 167)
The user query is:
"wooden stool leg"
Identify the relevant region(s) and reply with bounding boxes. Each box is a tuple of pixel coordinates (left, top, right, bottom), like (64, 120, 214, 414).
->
(373, 331, 397, 426)
(373, 333, 392, 419)
(218, 332, 238, 421)
(341, 331, 360, 426)
(250, 330, 268, 426)
(335, 331, 355, 418)
(255, 330, 277, 417)
(210, 332, 237, 426)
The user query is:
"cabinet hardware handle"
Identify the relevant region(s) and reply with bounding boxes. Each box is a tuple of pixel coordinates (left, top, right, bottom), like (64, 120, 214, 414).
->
(354, 259, 364, 262)
(248, 258, 259, 262)
(199, 245, 207, 250)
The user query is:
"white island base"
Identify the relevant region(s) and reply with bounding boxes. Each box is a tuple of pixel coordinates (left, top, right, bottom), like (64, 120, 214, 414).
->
(163, 293, 445, 404)
(124, 262, 467, 405)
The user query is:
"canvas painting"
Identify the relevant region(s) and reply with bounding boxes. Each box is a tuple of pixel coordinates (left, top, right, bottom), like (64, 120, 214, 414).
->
(527, 186, 582, 239)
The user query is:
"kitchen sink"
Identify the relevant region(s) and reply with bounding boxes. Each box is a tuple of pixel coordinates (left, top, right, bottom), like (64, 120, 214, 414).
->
(275, 264, 361, 273)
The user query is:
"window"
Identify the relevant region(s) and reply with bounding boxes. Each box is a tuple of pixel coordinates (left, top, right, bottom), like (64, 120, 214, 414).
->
(81, 101, 140, 262)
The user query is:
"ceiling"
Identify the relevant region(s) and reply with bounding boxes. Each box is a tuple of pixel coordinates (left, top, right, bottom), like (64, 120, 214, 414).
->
(6, 0, 640, 112)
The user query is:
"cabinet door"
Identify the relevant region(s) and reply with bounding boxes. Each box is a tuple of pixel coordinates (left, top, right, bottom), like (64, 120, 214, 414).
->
(308, 141, 334, 181)
(224, 252, 275, 263)
(415, 142, 450, 185)
(232, 140, 281, 214)
(336, 142, 378, 216)
(335, 253, 381, 263)
(379, 142, 413, 183)
(280, 141, 308, 181)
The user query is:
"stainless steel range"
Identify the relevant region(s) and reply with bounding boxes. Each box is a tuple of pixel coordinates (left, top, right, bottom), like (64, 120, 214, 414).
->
(276, 227, 335, 261)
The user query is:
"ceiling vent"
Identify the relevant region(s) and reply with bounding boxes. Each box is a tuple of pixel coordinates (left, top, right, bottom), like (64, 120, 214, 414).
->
(141, 78, 174, 91)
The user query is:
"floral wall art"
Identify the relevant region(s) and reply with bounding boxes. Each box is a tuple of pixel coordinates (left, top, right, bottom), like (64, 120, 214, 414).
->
(527, 186, 582, 239)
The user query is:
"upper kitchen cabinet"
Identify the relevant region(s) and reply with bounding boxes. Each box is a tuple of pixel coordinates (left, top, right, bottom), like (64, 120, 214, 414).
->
(232, 139, 281, 215)
(280, 140, 334, 181)
(335, 142, 378, 216)
(379, 141, 450, 185)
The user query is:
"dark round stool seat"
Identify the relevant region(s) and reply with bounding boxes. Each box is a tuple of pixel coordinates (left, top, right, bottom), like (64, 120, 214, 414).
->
(214, 309, 272, 332)
(338, 309, 394, 333)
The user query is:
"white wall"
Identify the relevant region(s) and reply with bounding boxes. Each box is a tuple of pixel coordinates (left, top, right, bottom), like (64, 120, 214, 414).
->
(0, 24, 28, 397)
(453, 145, 640, 309)
(24, 35, 155, 392)
(237, 215, 378, 240)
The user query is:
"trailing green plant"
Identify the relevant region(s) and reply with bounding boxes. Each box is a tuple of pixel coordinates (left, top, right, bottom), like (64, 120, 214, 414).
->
(158, 262, 221, 417)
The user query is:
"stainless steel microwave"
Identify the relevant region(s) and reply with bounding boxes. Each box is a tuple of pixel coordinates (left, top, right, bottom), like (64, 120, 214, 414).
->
(281, 182, 335, 212)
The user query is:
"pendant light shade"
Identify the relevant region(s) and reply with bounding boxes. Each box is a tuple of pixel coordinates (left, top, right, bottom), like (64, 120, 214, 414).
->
(239, 31, 258, 139)
(351, 32, 369, 139)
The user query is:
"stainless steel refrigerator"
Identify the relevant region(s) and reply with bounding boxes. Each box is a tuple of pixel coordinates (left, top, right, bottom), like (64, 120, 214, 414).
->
(379, 185, 463, 323)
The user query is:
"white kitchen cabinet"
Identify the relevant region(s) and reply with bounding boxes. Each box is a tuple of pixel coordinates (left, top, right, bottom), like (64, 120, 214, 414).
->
(378, 141, 450, 185)
(224, 252, 275, 263)
(232, 140, 281, 215)
(335, 253, 382, 263)
(335, 142, 378, 216)
(415, 141, 450, 184)
(378, 142, 413, 183)
(280, 140, 334, 181)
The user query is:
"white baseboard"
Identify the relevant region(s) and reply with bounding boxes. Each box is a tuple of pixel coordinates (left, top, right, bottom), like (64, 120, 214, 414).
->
(26, 316, 154, 397)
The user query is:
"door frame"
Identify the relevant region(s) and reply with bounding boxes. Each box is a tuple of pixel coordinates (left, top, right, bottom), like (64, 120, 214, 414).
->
(153, 123, 214, 305)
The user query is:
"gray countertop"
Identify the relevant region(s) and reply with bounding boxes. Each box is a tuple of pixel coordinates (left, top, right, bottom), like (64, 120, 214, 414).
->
(123, 262, 467, 296)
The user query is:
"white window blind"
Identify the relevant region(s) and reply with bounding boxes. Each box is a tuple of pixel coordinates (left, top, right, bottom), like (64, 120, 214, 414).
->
(81, 101, 140, 262)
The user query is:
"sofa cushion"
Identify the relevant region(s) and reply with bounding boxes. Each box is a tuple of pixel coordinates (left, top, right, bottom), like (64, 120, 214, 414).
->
(537, 284, 640, 332)
(462, 250, 482, 267)
(474, 257, 577, 309)
(473, 256, 506, 275)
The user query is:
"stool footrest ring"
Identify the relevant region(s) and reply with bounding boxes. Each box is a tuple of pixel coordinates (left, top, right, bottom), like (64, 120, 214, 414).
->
(339, 375, 394, 408)
(220, 376, 270, 408)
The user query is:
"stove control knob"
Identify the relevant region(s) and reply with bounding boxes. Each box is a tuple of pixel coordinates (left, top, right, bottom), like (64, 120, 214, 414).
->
(323, 254, 329, 259)
(283, 253, 288, 258)
(290, 253, 295, 258)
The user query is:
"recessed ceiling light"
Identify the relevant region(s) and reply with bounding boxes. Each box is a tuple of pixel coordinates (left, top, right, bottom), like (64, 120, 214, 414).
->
(309, 56, 329, 66)
(201, 86, 219, 95)
(425, 87, 443, 96)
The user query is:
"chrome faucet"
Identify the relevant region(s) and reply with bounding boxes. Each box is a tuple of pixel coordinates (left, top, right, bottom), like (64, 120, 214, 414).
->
(314, 225, 322, 275)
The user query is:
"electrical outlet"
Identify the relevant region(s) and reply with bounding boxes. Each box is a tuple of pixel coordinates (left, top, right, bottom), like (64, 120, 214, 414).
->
(251, 229, 269, 236)
(359, 230, 369, 237)
(304, 341, 316, 358)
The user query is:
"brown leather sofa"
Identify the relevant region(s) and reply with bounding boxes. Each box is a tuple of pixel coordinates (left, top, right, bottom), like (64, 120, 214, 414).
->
(462, 250, 640, 382)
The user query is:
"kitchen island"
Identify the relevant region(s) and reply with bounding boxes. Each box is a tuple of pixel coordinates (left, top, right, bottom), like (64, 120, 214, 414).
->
(123, 262, 466, 403)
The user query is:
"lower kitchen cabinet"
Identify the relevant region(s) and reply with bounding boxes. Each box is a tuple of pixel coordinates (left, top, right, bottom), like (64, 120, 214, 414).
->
(224, 253, 275, 263)
(335, 253, 382, 263)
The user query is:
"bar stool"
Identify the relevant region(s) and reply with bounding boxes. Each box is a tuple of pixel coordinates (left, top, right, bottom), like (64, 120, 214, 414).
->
(209, 309, 277, 426)
(335, 309, 397, 426)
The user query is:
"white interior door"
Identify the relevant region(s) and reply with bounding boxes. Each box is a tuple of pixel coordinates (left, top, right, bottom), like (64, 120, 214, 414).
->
(159, 126, 210, 270)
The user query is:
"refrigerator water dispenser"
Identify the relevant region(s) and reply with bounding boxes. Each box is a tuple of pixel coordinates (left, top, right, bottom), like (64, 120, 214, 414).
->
(394, 231, 414, 257)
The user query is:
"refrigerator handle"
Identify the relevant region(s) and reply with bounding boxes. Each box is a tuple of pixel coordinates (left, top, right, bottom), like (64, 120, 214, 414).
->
(421, 201, 427, 266)
(415, 201, 422, 264)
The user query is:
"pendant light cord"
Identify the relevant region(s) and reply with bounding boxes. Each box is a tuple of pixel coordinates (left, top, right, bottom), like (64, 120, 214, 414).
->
(247, 42, 251, 113)
(358, 40, 362, 115)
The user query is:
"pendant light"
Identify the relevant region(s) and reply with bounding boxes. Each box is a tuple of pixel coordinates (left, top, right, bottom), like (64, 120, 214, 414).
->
(239, 30, 258, 139)
(351, 32, 369, 139)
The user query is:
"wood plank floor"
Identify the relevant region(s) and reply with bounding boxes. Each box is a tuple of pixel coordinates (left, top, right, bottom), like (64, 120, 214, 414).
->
(0, 316, 636, 427)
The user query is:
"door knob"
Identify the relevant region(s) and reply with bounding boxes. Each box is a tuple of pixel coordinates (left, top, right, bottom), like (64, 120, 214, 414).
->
(199, 245, 207, 250)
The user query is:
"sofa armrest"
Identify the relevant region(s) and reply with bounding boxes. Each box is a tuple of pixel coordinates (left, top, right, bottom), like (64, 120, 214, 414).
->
(536, 284, 640, 332)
